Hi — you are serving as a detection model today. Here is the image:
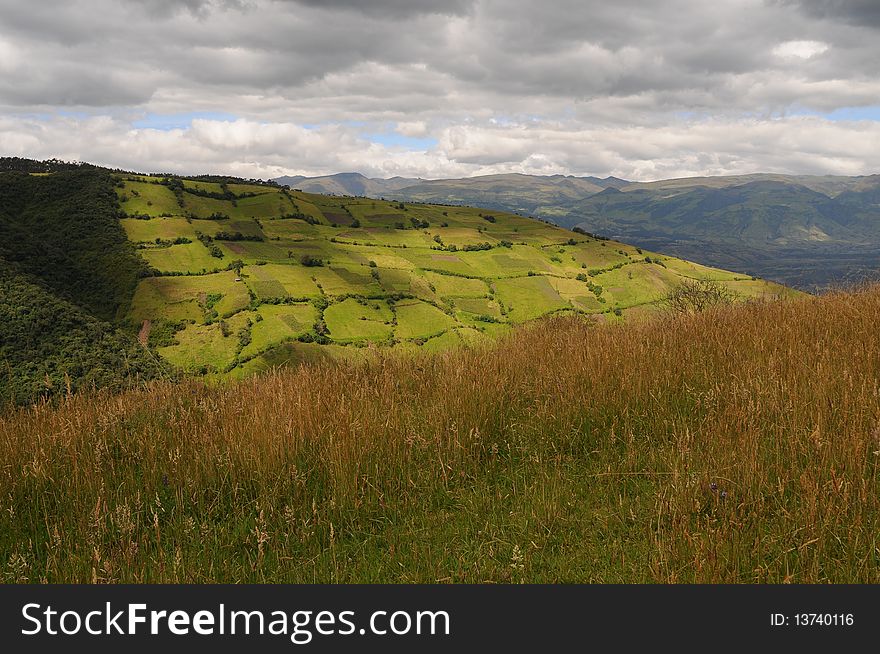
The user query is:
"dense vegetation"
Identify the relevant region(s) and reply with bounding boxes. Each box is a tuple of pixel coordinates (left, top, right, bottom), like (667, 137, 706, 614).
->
(0, 167, 162, 406)
(2, 285, 879, 582)
(0, 168, 149, 320)
(0, 262, 165, 406)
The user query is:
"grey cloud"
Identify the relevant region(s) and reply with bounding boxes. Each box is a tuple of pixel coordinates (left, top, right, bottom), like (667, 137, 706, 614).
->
(125, 0, 252, 18)
(779, 0, 880, 28)
(0, 0, 879, 177)
(284, 0, 474, 18)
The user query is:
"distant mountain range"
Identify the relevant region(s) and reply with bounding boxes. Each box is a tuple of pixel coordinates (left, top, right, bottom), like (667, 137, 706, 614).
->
(272, 171, 880, 289)
(273, 172, 422, 197)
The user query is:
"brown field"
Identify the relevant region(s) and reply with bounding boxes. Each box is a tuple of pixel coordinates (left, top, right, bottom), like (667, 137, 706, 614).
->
(3, 285, 880, 582)
(321, 212, 353, 225)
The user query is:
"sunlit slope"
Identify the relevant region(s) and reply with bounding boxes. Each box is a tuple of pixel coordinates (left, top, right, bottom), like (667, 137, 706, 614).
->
(117, 174, 793, 375)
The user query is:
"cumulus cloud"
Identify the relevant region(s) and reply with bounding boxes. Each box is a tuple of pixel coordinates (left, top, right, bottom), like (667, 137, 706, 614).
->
(396, 121, 430, 138)
(0, 0, 878, 179)
(772, 40, 829, 58)
(2, 113, 879, 181)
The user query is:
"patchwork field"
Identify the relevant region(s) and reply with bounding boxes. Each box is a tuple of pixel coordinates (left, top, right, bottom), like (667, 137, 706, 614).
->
(118, 174, 795, 376)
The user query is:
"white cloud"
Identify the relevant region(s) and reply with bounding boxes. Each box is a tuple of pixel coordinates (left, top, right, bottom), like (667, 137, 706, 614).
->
(2, 113, 879, 181)
(396, 120, 429, 137)
(0, 0, 878, 178)
(773, 39, 829, 59)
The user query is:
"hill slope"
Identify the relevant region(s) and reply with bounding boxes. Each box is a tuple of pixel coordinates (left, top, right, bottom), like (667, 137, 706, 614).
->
(0, 262, 165, 406)
(116, 174, 789, 377)
(3, 283, 878, 582)
(274, 170, 880, 289)
(558, 180, 880, 289)
(0, 166, 164, 406)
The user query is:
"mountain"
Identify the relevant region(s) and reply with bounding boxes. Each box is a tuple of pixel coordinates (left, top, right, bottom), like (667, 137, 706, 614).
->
(272, 172, 630, 218)
(382, 173, 622, 218)
(554, 179, 880, 289)
(275, 170, 878, 289)
(1, 158, 786, 407)
(617, 173, 874, 197)
(273, 172, 422, 196)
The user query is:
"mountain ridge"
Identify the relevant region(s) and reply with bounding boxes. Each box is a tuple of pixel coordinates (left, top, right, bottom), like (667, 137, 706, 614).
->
(270, 170, 880, 288)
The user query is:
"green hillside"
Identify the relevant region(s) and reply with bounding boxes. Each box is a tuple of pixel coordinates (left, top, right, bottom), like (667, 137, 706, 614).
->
(0, 261, 164, 406)
(373, 172, 880, 289)
(0, 162, 796, 406)
(0, 167, 165, 406)
(559, 181, 880, 289)
(117, 174, 791, 377)
(0, 167, 149, 321)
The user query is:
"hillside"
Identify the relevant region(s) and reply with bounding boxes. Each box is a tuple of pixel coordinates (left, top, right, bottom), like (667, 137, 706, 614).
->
(0, 167, 164, 406)
(115, 174, 789, 377)
(0, 168, 149, 321)
(558, 180, 880, 289)
(274, 171, 880, 290)
(3, 283, 879, 582)
(0, 262, 165, 406)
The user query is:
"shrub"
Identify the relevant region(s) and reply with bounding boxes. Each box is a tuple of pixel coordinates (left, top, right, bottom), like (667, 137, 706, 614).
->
(300, 254, 324, 267)
(663, 278, 739, 314)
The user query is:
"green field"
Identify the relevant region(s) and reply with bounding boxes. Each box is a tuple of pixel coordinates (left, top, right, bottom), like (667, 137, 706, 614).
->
(120, 174, 794, 376)
(240, 303, 319, 359)
(324, 298, 393, 343)
(140, 241, 223, 274)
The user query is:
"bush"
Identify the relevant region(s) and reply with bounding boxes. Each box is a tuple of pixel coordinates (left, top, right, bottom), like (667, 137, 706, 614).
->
(300, 254, 324, 267)
(663, 278, 738, 314)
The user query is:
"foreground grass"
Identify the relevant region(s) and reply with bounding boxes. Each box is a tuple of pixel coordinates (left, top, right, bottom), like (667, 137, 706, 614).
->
(3, 286, 880, 583)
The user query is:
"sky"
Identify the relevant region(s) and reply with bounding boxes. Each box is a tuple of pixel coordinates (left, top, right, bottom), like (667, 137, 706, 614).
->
(1, 0, 880, 180)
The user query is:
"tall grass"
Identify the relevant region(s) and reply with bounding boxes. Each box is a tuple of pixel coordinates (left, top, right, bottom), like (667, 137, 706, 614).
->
(3, 286, 880, 583)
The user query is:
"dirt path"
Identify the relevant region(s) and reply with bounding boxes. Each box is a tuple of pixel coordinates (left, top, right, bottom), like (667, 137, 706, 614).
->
(138, 319, 152, 346)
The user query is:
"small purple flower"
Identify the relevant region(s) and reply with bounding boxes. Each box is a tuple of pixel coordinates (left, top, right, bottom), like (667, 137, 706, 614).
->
(162, 474, 169, 488)
(710, 482, 718, 492)
(720, 490, 728, 500)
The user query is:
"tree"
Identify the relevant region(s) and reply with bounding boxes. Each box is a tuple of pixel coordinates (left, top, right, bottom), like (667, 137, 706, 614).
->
(300, 254, 324, 267)
(663, 278, 738, 314)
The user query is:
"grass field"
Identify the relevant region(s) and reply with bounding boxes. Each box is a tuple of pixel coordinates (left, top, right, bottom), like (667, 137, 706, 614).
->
(140, 242, 224, 274)
(3, 285, 880, 582)
(118, 174, 794, 377)
(324, 298, 393, 343)
(240, 303, 319, 360)
(121, 217, 199, 242)
(395, 299, 457, 340)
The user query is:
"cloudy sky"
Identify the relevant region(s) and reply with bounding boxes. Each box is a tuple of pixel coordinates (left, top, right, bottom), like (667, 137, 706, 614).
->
(1, 0, 879, 180)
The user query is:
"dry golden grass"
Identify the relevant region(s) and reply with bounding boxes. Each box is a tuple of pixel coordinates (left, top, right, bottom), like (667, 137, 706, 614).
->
(2, 285, 880, 582)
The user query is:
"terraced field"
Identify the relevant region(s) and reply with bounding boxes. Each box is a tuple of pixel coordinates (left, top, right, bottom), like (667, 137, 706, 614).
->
(118, 174, 794, 375)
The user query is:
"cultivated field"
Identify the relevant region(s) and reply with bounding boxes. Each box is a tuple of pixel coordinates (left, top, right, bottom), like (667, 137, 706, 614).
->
(116, 175, 791, 376)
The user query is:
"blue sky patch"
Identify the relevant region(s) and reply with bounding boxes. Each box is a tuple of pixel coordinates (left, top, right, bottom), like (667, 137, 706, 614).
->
(361, 131, 438, 150)
(132, 112, 238, 130)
